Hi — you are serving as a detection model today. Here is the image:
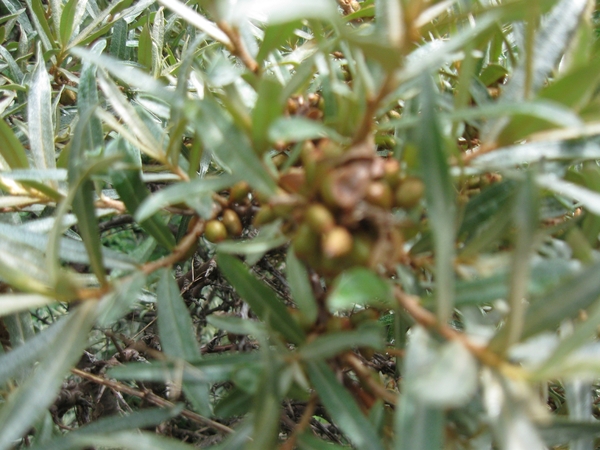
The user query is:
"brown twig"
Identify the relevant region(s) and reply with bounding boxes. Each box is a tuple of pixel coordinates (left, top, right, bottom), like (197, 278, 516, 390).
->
(217, 22, 259, 74)
(98, 214, 134, 233)
(71, 367, 234, 434)
(279, 395, 318, 450)
(352, 73, 396, 146)
(141, 218, 205, 274)
(337, 0, 356, 15)
(343, 353, 397, 405)
(394, 286, 521, 374)
(96, 195, 127, 213)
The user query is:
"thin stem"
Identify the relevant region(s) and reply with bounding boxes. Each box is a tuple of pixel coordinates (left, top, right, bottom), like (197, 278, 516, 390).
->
(141, 218, 205, 274)
(352, 73, 396, 146)
(344, 353, 397, 405)
(394, 286, 525, 378)
(279, 395, 317, 450)
(218, 22, 259, 74)
(71, 368, 234, 434)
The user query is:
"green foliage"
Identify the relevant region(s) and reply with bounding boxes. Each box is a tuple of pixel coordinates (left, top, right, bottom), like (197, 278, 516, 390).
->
(2, 0, 600, 448)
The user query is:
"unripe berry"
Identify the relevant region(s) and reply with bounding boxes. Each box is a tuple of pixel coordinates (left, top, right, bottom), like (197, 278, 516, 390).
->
(222, 209, 243, 236)
(204, 220, 227, 243)
(229, 181, 251, 204)
(292, 223, 321, 267)
(253, 206, 277, 227)
(395, 177, 425, 209)
(322, 226, 353, 259)
(365, 181, 393, 209)
(383, 158, 401, 187)
(305, 203, 335, 234)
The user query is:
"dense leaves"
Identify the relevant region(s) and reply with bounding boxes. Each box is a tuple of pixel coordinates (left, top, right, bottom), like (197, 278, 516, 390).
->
(2, 0, 600, 448)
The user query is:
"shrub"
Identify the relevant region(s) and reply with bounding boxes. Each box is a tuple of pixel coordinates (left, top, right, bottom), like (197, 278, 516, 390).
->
(1, 0, 600, 448)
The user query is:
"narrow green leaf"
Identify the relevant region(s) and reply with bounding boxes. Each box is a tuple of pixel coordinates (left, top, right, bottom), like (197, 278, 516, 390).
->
(3, 309, 33, 349)
(216, 221, 287, 265)
(206, 419, 252, 449)
(68, 107, 107, 285)
(247, 374, 281, 450)
(458, 180, 517, 240)
(297, 433, 351, 449)
(135, 175, 237, 222)
(375, 0, 404, 47)
(214, 388, 253, 419)
(269, 116, 347, 144)
(540, 419, 600, 446)
(0, 293, 56, 316)
(25, 0, 53, 51)
(397, 14, 497, 84)
(256, 20, 300, 65)
(97, 272, 146, 326)
(59, 0, 78, 46)
(109, 140, 176, 249)
(68, 431, 197, 450)
(564, 380, 594, 449)
(0, 315, 69, 386)
(1, 0, 33, 34)
(455, 259, 577, 307)
(151, 7, 164, 77)
(0, 119, 29, 168)
(77, 40, 105, 153)
(0, 221, 136, 272)
(394, 393, 444, 450)
(157, 268, 200, 360)
(109, 361, 205, 383)
(109, 18, 130, 60)
(286, 250, 317, 325)
(28, 406, 184, 450)
(236, 0, 337, 24)
(472, 139, 600, 170)
(299, 325, 384, 361)
(537, 173, 600, 216)
(156, 0, 231, 45)
(0, 44, 24, 83)
(28, 46, 56, 173)
(252, 76, 284, 155)
(479, 63, 509, 86)
(492, 174, 538, 351)
(416, 75, 456, 322)
(0, 227, 52, 295)
(520, 258, 600, 340)
(96, 72, 166, 162)
(110, 353, 260, 384)
(207, 314, 267, 338)
(70, 48, 174, 106)
(67, 0, 134, 49)
(502, 0, 589, 102)
(217, 253, 305, 344)
(0, 301, 97, 450)
(306, 360, 384, 450)
(327, 268, 393, 311)
(192, 98, 277, 196)
(537, 301, 600, 379)
(138, 21, 152, 71)
(157, 268, 210, 416)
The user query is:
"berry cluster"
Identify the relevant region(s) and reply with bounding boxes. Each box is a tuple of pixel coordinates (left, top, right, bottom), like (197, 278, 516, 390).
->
(254, 138, 425, 276)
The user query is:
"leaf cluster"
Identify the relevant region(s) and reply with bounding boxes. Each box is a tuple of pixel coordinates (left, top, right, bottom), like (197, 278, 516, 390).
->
(1, 0, 600, 449)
